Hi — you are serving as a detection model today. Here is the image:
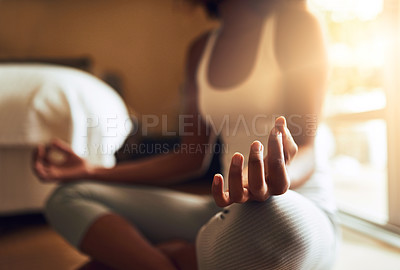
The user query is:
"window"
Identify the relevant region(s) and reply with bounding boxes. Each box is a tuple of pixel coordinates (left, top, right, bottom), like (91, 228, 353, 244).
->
(310, 0, 400, 229)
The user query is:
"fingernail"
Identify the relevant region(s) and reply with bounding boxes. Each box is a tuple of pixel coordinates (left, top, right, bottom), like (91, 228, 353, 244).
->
(251, 141, 262, 152)
(214, 174, 221, 185)
(276, 116, 286, 125)
(273, 128, 282, 137)
(233, 154, 242, 166)
(281, 116, 287, 126)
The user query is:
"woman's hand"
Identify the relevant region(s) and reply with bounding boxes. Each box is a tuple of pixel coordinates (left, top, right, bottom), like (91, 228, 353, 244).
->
(32, 139, 92, 182)
(212, 116, 298, 207)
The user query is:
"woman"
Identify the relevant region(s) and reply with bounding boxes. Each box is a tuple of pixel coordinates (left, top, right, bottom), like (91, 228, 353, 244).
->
(34, 0, 338, 269)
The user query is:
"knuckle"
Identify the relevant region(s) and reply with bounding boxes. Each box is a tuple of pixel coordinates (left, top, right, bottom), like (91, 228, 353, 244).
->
(248, 180, 266, 194)
(270, 185, 289, 195)
(249, 188, 266, 200)
(215, 200, 226, 208)
(230, 192, 244, 202)
(253, 195, 267, 202)
(267, 176, 289, 195)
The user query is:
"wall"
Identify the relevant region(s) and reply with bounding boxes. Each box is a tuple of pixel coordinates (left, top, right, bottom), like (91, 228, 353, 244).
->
(0, 0, 217, 134)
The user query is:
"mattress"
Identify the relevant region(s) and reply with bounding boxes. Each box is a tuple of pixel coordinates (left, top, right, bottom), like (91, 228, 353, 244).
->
(0, 64, 133, 214)
(0, 147, 55, 214)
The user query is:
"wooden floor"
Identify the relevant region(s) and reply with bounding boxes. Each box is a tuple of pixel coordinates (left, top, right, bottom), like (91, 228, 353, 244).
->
(0, 215, 87, 270)
(0, 225, 87, 270)
(1, 215, 400, 270)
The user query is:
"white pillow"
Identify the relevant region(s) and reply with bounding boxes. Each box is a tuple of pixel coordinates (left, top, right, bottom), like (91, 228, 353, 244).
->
(0, 64, 133, 167)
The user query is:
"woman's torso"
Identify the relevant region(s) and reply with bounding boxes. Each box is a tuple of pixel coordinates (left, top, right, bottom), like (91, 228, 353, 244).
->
(195, 8, 337, 215)
(197, 12, 283, 181)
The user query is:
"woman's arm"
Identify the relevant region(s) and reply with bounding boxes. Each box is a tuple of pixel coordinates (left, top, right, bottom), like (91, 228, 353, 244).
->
(92, 33, 215, 185)
(211, 5, 328, 207)
(275, 4, 328, 188)
(34, 33, 213, 186)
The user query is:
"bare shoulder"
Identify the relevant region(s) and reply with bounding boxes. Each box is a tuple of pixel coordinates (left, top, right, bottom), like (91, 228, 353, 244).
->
(275, 3, 324, 45)
(274, 4, 327, 70)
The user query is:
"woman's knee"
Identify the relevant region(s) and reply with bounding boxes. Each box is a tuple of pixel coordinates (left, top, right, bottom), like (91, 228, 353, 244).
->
(45, 182, 112, 247)
(197, 191, 336, 270)
(46, 182, 90, 216)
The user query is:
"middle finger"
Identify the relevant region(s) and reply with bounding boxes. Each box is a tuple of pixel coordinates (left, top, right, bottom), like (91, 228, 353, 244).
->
(248, 141, 267, 200)
(228, 153, 245, 203)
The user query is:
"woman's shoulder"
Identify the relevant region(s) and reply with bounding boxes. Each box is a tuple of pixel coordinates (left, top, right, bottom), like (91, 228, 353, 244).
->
(274, 2, 326, 71)
(275, 0, 309, 12)
(275, 1, 321, 32)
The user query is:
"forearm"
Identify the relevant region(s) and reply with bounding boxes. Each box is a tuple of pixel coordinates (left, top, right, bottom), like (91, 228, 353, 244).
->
(287, 144, 315, 189)
(88, 149, 207, 186)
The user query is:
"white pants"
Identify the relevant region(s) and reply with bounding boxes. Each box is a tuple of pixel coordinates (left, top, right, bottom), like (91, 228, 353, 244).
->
(46, 181, 339, 270)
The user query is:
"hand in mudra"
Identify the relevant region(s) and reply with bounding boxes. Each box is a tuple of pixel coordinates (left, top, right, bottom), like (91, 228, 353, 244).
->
(33, 139, 91, 182)
(212, 116, 298, 207)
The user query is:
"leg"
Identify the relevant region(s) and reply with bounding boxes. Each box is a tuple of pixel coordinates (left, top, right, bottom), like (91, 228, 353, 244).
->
(196, 190, 339, 270)
(79, 214, 176, 270)
(78, 260, 113, 270)
(157, 240, 197, 270)
(45, 182, 219, 270)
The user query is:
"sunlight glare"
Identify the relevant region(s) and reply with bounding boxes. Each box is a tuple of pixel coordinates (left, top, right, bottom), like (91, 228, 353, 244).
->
(311, 0, 383, 21)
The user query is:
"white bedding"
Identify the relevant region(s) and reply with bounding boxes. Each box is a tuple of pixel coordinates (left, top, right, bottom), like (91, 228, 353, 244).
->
(0, 64, 132, 166)
(0, 64, 133, 214)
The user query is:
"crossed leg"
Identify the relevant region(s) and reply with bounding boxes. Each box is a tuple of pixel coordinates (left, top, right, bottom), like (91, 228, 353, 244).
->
(46, 183, 219, 270)
(46, 118, 336, 270)
(196, 190, 338, 270)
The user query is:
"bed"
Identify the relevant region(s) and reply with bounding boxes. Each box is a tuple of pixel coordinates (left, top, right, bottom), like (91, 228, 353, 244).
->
(0, 64, 132, 215)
